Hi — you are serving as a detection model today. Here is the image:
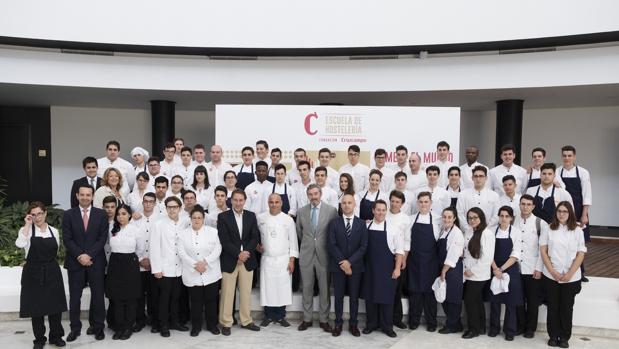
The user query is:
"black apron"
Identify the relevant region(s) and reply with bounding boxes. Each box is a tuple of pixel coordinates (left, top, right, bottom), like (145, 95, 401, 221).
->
(446, 185, 460, 208)
(105, 236, 141, 300)
(437, 226, 463, 304)
(226, 192, 233, 209)
(526, 171, 541, 189)
(20, 225, 67, 318)
(407, 213, 439, 293)
(272, 182, 291, 214)
(363, 221, 396, 304)
(560, 167, 590, 242)
(359, 190, 379, 221)
(489, 226, 523, 306)
(533, 185, 556, 224)
(236, 163, 255, 190)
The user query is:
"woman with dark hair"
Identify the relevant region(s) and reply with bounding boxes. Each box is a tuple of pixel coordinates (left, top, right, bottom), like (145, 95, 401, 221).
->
(540, 201, 586, 348)
(488, 206, 523, 341)
(337, 173, 358, 216)
(223, 170, 238, 209)
(356, 170, 389, 222)
(462, 207, 495, 339)
(191, 165, 213, 209)
(126, 172, 150, 215)
(16, 201, 67, 349)
(437, 206, 465, 334)
(105, 204, 144, 340)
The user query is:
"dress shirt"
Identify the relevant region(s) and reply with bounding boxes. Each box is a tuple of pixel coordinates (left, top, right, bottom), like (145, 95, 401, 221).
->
(367, 220, 404, 255)
(556, 165, 592, 206)
(514, 214, 545, 275)
(340, 163, 371, 193)
(456, 188, 501, 231)
(489, 163, 528, 195)
(177, 225, 222, 286)
(387, 211, 413, 251)
(439, 225, 465, 268)
(463, 227, 496, 281)
(150, 216, 184, 277)
(16, 225, 60, 257)
(233, 210, 244, 246)
(539, 224, 587, 283)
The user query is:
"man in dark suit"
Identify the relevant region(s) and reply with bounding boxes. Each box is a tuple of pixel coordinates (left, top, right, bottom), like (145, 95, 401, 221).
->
(62, 184, 109, 341)
(70, 157, 102, 208)
(217, 189, 261, 336)
(328, 193, 368, 337)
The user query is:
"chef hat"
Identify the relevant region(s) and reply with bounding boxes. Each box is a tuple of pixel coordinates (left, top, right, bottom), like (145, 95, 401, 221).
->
(490, 273, 510, 295)
(131, 146, 150, 159)
(432, 277, 446, 303)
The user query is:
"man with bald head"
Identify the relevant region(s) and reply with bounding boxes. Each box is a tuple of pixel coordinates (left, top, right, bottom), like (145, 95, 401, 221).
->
(206, 144, 232, 187)
(459, 146, 489, 190)
(257, 194, 298, 327)
(406, 153, 427, 192)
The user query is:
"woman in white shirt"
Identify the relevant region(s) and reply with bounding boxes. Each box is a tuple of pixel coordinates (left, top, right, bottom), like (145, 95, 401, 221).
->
(16, 202, 67, 348)
(94, 167, 128, 208)
(462, 207, 495, 339)
(178, 206, 222, 337)
(191, 165, 214, 210)
(540, 201, 586, 348)
(105, 204, 144, 340)
(356, 169, 389, 222)
(488, 206, 523, 341)
(437, 206, 465, 335)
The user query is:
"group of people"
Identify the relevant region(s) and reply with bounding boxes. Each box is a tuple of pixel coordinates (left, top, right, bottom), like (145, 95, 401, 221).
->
(17, 138, 591, 349)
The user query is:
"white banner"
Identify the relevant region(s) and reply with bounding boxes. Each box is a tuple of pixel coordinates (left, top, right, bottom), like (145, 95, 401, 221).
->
(216, 105, 460, 168)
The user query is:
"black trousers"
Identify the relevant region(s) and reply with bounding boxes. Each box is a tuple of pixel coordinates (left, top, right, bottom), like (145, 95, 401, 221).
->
(543, 276, 581, 341)
(463, 280, 487, 334)
(409, 292, 437, 327)
(32, 313, 64, 344)
(188, 282, 220, 330)
(106, 299, 115, 330)
(365, 300, 394, 331)
(148, 273, 161, 328)
(490, 303, 516, 336)
(392, 274, 405, 324)
(441, 302, 463, 331)
(516, 274, 541, 333)
(136, 271, 154, 326)
(179, 284, 190, 324)
(158, 276, 182, 328)
(68, 267, 105, 332)
(332, 271, 362, 326)
(113, 299, 137, 331)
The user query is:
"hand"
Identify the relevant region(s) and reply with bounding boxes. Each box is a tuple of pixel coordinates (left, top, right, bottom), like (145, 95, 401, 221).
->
(154, 272, 163, 279)
(77, 254, 91, 266)
(440, 271, 446, 282)
(526, 164, 533, 174)
(553, 179, 563, 188)
(339, 260, 351, 271)
(464, 269, 473, 278)
(580, 214, 589, 227)
(560, 271, 574, 283)
(344, 266, 352, 276)
(238, 251, 250, 262)
(132, 212, 143, 220)
(493, 268, 503, 279)
(287, 259, 295, 274)
(550, 269, 562, 282)
(195, 260, 207, 273)
(392, 268, 400, 279)
(256, 244, 264, 253)
(533, 271, 542, 279)
(139, 258, 151, 270)
(401, 256, 407, 270)
(23, 214, 33, 227)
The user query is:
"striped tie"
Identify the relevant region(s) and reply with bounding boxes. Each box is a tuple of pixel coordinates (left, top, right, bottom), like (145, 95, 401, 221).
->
(345, 218, 351, 237)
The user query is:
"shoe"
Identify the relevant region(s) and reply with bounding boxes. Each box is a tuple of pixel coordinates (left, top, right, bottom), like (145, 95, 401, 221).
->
(171, 323, 189, 332)
(426, 325, 437, 332)
(332, 325, 342, 337)
(133, 323, 144, 333)
(558, 340, 570, 348)
(208, 327, 220, 335)
(393, 322, 407, 329)
(408, 323, 419, 330)
(66, 331, 80, 342)
(190, 328, 200, 337)
(112, 332, 122, 340)
(462, 330, 479, 339)
(505, 334, 514, 341)
(260, 318, 272, 327)
(233, 318, 238, 326)
(49, 338, 66, 347)
(86, 327, 95, 335)
(160, 327, 170, 337)
(298, 321, 312, 331)
(349, 326, 360, 337)
(95, 330, 105, 340)
(382, 329, 397, 338)
(488, 330, 499, 337)
(319, 322, 332, 333)
(221, 327, 231, 336)
(150, 326, 160, 333)
(439, 327, 457, 334)
(120, 329, 132, 340)
(277, 319, 291, 327)
(581, 276, 589, 283)
(362, 327, 374, 335)
(524, 331, 535, 338)
(547, 338, 559, 347)
(241, 323, 260, 331)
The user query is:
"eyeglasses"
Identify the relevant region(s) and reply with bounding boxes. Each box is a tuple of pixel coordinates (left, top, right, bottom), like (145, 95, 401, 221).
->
(30, 212, 45, 217)
(467, 216, 480, 221)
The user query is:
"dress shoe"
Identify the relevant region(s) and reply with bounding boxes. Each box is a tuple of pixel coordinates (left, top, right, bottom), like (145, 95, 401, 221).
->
(393, 322, 407, 329)
(488, 330, 499, 337)
(505, 334, 514, 341)
(558, 340, 570, 348)
(260, 318, 272, 327)
(94, 330, 105, 340)
(462, 330, 479, 339)
(547, 338, 559, 347)
(132, 323, 145, 332)
(241, 323, 260, 331)
(438, 327, 458, 334)
(190, 328, 200, 337)
(86, 327, 96, 335)
(362, 327, 375, 335)
(119, 329, 131, 340)
(171, 323, 189, 332)
(208, 327, 220, 335)
(349, 326, 360, 337)
(277, 319, 291, 327)
(408, 323, 419, 330)
(297, 321, 312, 331)
(581, 276, 589, 283)
(221, 327, 231, 336)
(160, 328, 170, 337)
(426, 325, 437, 332)
(382, 329, 397, 338)
(112, 332, 122, 340)
(524, 331, 535, 338)
(150, 326, 160, 333)
(49, 338, 66, 347)
(332, 325, 342, 337)
(319, 322, 332, 333)
(66, 331, 80, 342)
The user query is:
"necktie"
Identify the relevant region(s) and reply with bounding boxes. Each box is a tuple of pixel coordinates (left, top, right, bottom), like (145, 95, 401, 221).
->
(90, 178, 95, 190)
(345, 218, 352, 237)
(82, 208, 89, 231)
(311, 206, 318, 231)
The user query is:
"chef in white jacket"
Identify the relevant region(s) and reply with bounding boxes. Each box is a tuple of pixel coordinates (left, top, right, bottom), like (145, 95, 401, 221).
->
(257, 193, 299, 327)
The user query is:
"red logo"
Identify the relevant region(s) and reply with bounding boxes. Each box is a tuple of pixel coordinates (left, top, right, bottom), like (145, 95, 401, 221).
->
(304, 112, 318, 135)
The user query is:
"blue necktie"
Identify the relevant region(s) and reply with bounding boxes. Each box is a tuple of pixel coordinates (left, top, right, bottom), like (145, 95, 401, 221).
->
(311, 206, 318, 231)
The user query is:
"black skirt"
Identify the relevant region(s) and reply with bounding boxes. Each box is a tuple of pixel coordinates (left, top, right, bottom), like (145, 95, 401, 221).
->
(105, 252, 141, 300)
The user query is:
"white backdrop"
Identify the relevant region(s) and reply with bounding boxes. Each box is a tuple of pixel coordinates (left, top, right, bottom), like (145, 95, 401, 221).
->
(216, 105, 460, 167)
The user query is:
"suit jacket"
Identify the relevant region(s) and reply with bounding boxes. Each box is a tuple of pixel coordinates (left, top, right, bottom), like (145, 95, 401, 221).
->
(62, 206, 109, 271)
(296, 202, 338, 268)
(70, 176, 102, 208)
(327, 215, 368, 273)
(217, 209, 260, 273)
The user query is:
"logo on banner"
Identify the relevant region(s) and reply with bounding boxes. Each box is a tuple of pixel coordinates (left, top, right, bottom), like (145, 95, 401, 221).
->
(304, 112, 318, 135)
(303, 111, 366, 143)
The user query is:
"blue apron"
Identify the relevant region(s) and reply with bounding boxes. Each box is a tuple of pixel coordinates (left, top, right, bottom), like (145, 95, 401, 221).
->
(437, 226, 463, 304)
(272, 182, 291, 214)
(560, 167, 590, 242)
(226, 194, 232, 209)
(364, 221, 396, 304)
(446, 185, 460, 208)
(236, 163, 255, 190)
(533, 185, 556, 224)
(526, 171, 541, 189)
(359, 190, 379, 221)
(407, 213, 439, 293)
(490, 226, 523, 306)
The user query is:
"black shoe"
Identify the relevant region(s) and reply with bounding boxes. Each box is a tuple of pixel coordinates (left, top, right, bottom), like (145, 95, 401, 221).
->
(133, 323, 144, 333)
(488, 330, 499, 337)
(160, 328, 170, 337)
(94, 330, 105, 340)
(426, 325, 437, 332)
(66, 331, 80, 342)
(393, 322, 407, 329)
(548, 338, 559, 347)
(112, 332, 122, 340)
(221, 327, 231, 336)
(190, 328, 200, 337)
(558, 340, 570, 348)
(233, 318, 238, 326)
(505, 334, 514, 341)
(171, 324, 189, 332)
(150, 326, 160, 333)
(408, 323, 419, 330)
(120, 329, 131, 340)
(438, 327, 457, 334)
(277, 319, 291, 327)
(524, 331, 535, 338)
(362, 327, 374, 334)
(49, 338, 66, 347)
(462, 330, 479, 339)
(260, 318, 272, 327)
(208, 327, 220, 335)
(581, 276, 589, 283)
(241, 323, 260, 331)
(382, 329, 397, 338)
(86, 327, 96, 335)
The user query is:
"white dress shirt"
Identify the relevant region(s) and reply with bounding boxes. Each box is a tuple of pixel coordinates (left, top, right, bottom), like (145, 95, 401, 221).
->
(432, 159, 457, 188)
(150, 216, 184, 277)
(539, 224, 587, 283)
(192, 185, 214, 210)
(177, 225, 222, 287)
(109, 224, 145, 255)
(244, 180, 271, 214)
(268, 182, 298, 216)
(132, 211, 161, 271)
(557, 165, 592, 206)
(367, 220, 405, 255)
(340, 163, 371, 193)
(459, 161, 489, 190)
(16, 225, 60, 258)
(525, 185, 574, 207)
(463, 227, 496, 281)
(173, 163, 196, 188)
(159, 160, 176, 179)
(489, 163, 528, 195)
(457, 188, 501, 231)
(97, 156, 135, 190)
(514, 214, 545, 275)
(387, 211, 413, 251)
(205, 161, 232, 188)
(439, 225, 465, 268)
